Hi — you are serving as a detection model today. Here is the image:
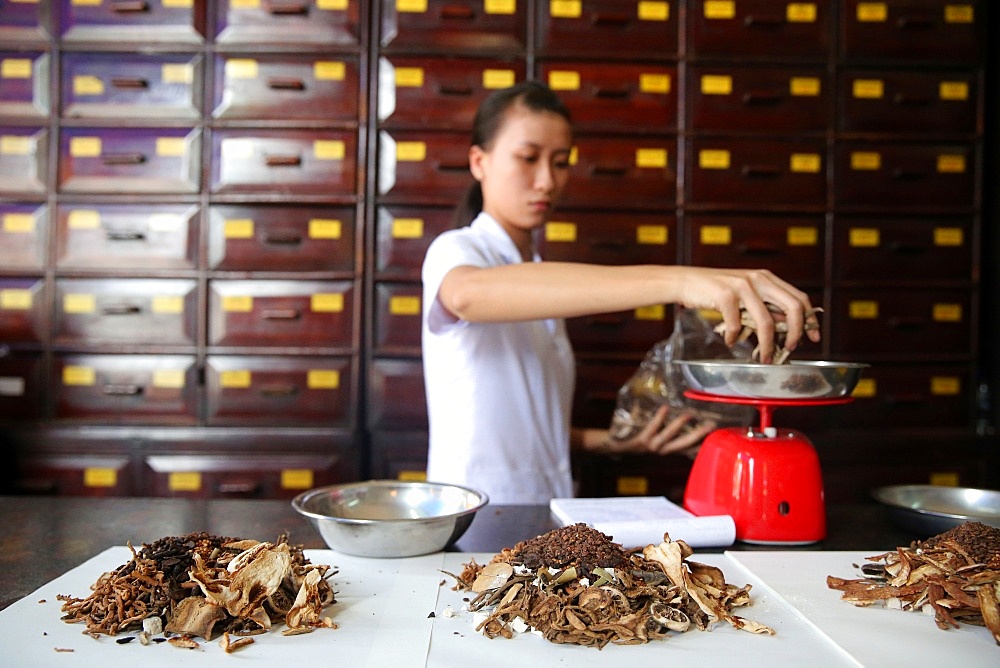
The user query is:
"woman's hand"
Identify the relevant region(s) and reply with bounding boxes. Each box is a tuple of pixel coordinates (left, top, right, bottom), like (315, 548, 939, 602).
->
(579, 405, 716, 456)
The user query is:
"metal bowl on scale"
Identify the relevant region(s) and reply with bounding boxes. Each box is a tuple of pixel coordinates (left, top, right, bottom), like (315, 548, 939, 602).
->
(675, 360, 869, 400)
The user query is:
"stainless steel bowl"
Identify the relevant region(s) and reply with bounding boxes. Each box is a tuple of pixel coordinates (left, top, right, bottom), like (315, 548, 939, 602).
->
(675, 360, 869, 400)
(873, 484, 1000, 537)
(292, 480, 489, 558)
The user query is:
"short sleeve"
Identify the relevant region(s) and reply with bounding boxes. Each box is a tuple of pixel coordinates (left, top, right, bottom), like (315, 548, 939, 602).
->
(421, 229, 490, 334)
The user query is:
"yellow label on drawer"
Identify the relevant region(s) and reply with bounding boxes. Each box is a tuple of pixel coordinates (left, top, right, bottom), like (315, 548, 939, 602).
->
(314, 140, 345, 161)
(398, 470, 427, 482)
(70, 136, 102, 158)
(231, 0, 260, 6)
(224, 218, 254, 239)
(700, 74, 732, 95)
(704, 0, 735, 19)
(852, 378, 877, 398)
(640, 73, 671, 94)
(162, 0, 193, 7)
(307, 369, 340, 390)
(153, 369, 186, 389)
(485, 0, 515, 14)
(394, 67, 424, 88)
(930, 376, 961, 395)
(311, 293, 344, 312)
(220, 369, 252, 388)
(84, 468, 117, 488)
(852, 79, 884, 99)
(933, 227, 964, 247)
(636, 148, 667, 169)
(700, 225, 731, 245)
(397, 0, 427, 11)
(635, 304, 665, 321)
(790, 76, 821, 97)
(395, 141, 426, 161)
(281, 469, 314, 490)
(483, 68, 515, 89)
(162, 63, 193, 84)
(699, 149, 730, 170)
(929, 471, 960, 487)
(73, 75, 104, 96)
(151, 295, 184, 314)
(63, 365, 96, 386)
(317, 0, 349, 9)
(932, 303, 962, 322)
(221, 295, 253, 312)
(314, 61, 346, 81)
(545, 221, 577, 242)
(944, 4, 974, 23)
(550, 0, 581, 17)
(168, 472, 202, 493)
(936, 154, 966, 173)
(787, 226, 818, 246)
(569, 146, 577, 165)
(68, 209, 101, 229)
(849, 300, 879, 319)
(849, 227, 880, 247)
(1, 135, 31, 155)
(226, 58, 259, 79)
(939, 81, 969, 101)
(392, 218, 424, 239)
(639, 1, 669, 21)
(71, 0, 103, 8)
(786, 3, 817, 22)
(2, 213, 35, 233)
(64, 293, 96, 314)
(0, 289, 32, 310)
(548, 70, 580, 91)
(637, 225, 668, 245)
(390, 295, 421, 315)
(790, 153, 821, 173)
(850, 151, 881, 171)
(156, 137, 186, 157)
(221, 138, 254, 160)
(1, 58, 32, 79)
(856, 2, 887, 22)
(309, 218, 342, 239)
(1, 376, 26, 397)
(149, 213, 181, 232)
(616, 476, 649, 496)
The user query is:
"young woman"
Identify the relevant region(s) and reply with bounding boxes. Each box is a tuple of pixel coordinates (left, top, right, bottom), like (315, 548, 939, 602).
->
(421, 81, 821, 504)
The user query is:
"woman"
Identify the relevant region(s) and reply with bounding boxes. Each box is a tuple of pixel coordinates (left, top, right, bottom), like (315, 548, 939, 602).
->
(421, 81, 820, 504)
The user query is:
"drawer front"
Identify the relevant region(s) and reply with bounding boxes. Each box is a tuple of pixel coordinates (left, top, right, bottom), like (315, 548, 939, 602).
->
(687, 0, 831, 58)
(208, 204, 355, 273)
(536, 0, 678, 58)
(688, 65, 830, 132)
(833, 215, 973, 283)
(215, 0, 362, 47)
(0, 51, 49, 118)
(61, 52, 201, 120)
(0, 277, 47, 343)
(373, 282, 422, 355)
(205, 355, 355, 427)
(208, 279, 356, 348)
(59, 0, 206, 44)
(0, 202, 47, 270)
(16, 452, 135, 496)
(377, 130, 471, 204)
(0, 126, 47, 194)
(375, 205, 453, 280)
(378, 56, 525, 130)
(54, 278, 198, 346)
(839, 69, 979, 134)
(0, 1, 49, 44)
(368, 432, 429, 482)
(56, 203, 199, 272)
(380, 0, 526, 52)
(687, 137, 826, 207)
(561, 136, 676, 210)
(538, 61, 677, 133)
(573, 360, 636, 429)
(840, 0, 983, 63)
(211, 130, 357, 196)
(831, 288, 973, 357)
(212, 54, 360, 121)
(0, 351, 44, 420)
(834, 142, 976, 210)
(687, 214, 825, 285)
(838, 363, 973, 429)
(367, 357, 427, 431)
(538, 211, 678, 266)
(58, 127, 201, 194)
(53, 353, 199, 423)
(567, 306, 674, 355)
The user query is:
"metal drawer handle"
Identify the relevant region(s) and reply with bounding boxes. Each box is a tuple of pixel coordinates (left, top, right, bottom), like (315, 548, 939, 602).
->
(736, 241, 780, 255)
(591, 239, 628, 250)
(591, 165, 628, 176)
(102, 153, 146, 166)
(438, 84, 473, 96)
(594, 87, 630, 99)
(105, 230, 146, 241)
(888, 241, 928, 255)
(263, 232, 303, 245)
(896, 16, 935, 30)
(259, 384, 299, 397)
(102, 384, 143, 396)
(265, 154, 302, 167)
(741, 164, 782, 177)
(440, 5, 474, 20)
(743, 91, 783, 105)
(884, 393, 924, 406)
(891, 168, 925, 181)
(218, 481, 260, 495)
(887, 316, 926, 331)
(266, 1, 309, 15)
(111, 77, 149, 90)
(262, 309, 301, 320)
(436, 161, 469, 172)
(592, 13, 630, 26)
(893, 93, 933, 106)
(101, 304, 142, 315)
(268, 77, 306, 91)
(744, 14, 784, 27)
(112, 1, 150, 13)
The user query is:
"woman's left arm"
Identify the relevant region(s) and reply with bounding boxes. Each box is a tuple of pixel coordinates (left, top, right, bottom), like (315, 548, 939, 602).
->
(571, 405, 717, 456)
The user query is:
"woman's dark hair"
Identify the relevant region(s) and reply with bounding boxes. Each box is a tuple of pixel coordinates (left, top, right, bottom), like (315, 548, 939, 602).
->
(452, 80, 572, 227)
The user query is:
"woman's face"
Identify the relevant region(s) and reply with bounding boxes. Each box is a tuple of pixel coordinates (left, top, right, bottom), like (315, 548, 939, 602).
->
(469, 105, 573, 248)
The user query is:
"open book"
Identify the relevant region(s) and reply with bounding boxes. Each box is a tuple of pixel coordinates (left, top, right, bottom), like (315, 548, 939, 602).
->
(549, 496, 736, 548)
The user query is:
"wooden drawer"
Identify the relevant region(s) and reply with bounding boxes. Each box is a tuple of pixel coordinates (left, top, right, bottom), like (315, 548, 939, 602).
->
(687, 0, 831, 59)
(0, 203, 47, 270)
(59, 0, 206, 44)
(368, 432, 429, 482)
(210, 129, 357, 196)
(0, 51, 49, 118)
(537, 211, 677, 266)
(0, 126, 46, 195)
(0, 0, 49, 44)
(538, 61, 677, 133)
(833, 141, 976, 211)
(375, 205, 453, 281)
(840, 0, 983, 64)
(535, 0, 677, 59)
(0, 277, 46, 343)
(61, 52, 201, 120)
(687, 65, 830, 132)
(215, 0, 362, 47)
(205, 355, 355, 427)
(567, 305, 674, 356)
(15, 450, 135, 496)
(573, 360, 635, 429)
(378, 56, 525, 130)
(686, 137, 826, 208)
(575, 452, 694, 501)
(686, 214, 825, 285)
(212, 54, 360, 122)
(831, 288, 974, 358)
(52, 353, 199, 423)
(560, 136, 676, 210)
(0, 351, 44, 421)
(839, 69, 979, 134)
(54, 278, 197, 346)
(208, 279, 356, 348)
(56, 203, 199, 272)
(373, 282, 422, 355)
(377, 129, 470, 204)
(58, 127, 201, 194)
(380, 0, 526, 53)
(368, 357, 427, 431)
(832, 215, 973, 283)
(837, 363, 973, 429)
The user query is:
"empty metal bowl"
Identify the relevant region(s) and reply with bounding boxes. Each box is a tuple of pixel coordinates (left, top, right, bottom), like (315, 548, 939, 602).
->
(292, 480, 488, 558)
(873, 484, 1000, 537)
(675, 360, 869, 400)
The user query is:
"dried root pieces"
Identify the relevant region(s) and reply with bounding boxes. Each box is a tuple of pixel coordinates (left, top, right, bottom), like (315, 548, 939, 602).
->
(714, 303, 823, 364)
